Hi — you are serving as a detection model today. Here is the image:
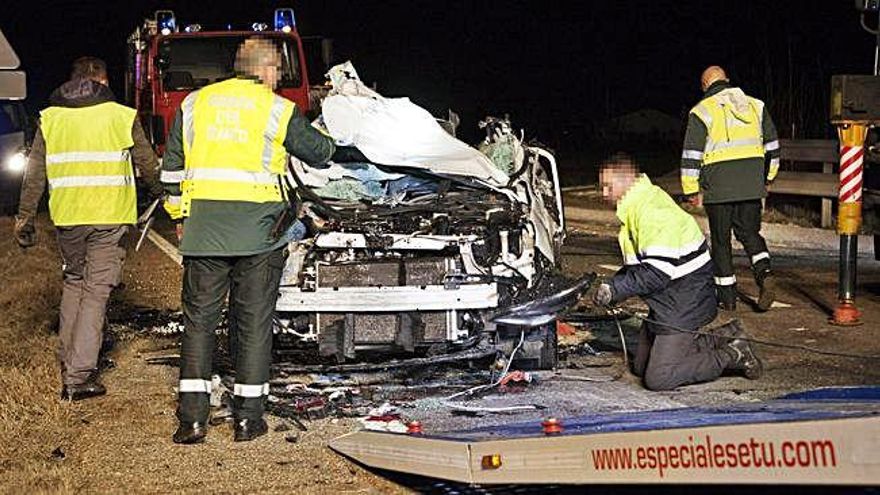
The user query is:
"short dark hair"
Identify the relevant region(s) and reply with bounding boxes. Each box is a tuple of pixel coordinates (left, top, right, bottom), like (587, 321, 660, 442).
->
(70, 56, 107, 81)
(599, 152, 640, 174)
(234, 38, 280, 76)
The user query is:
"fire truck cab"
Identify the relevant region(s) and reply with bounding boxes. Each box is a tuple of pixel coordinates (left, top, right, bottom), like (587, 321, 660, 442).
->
(125, 9, 319, 152)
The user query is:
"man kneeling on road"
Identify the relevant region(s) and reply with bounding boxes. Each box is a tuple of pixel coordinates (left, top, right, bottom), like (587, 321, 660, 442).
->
(593, 156, 763, 391)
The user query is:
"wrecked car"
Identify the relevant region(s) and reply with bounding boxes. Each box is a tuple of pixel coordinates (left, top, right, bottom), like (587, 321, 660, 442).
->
(274, 64, 586, 369)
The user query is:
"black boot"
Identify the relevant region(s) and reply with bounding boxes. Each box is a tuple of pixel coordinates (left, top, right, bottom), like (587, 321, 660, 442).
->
(717, 285, 737, 311)
(724, 338, 763, 380)
(711, 319, 746, 343)
(173, 422, 208, 444)
(233, 417, 268, 442)
(755, 269, 776, 312)
(61, 371, 106, 401)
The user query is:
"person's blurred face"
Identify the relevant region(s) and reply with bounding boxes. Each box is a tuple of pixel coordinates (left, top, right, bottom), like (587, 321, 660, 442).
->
(599, 163, 638, 203)
(254, 55, 281, 89)
(237, 39, 282, 89)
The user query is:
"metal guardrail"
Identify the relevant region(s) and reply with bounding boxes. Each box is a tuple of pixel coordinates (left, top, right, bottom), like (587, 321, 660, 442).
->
(653, 139, 840, 228)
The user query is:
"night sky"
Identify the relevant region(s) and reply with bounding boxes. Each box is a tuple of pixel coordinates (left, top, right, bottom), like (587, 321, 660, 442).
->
(2, 0, 878, 147)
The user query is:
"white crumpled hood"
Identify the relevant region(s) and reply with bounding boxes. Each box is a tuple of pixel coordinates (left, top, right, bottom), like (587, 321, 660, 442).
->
(321, 62, 509, 185)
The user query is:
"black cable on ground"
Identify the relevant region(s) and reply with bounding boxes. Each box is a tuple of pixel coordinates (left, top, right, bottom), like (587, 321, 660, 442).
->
(630, 312, 880, 361)
(611, 312, 629, 368)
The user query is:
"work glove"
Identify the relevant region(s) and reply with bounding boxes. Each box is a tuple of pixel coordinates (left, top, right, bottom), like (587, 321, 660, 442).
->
(13, 215, 35, 249)
(592, 283, 613, 307)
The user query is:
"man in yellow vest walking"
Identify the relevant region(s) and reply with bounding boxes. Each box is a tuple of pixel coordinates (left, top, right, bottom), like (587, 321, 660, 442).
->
(680, 66, 781, 312)
(161, 38, 336, 444)
(14, 57, 162, 401)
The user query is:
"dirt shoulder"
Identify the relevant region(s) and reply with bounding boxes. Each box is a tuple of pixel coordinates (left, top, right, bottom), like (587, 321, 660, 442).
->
(0, 215, 408, 494)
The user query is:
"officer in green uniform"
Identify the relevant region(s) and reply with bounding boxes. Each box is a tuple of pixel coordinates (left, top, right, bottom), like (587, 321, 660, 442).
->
(162, 38, 335, 443)
(680, 66, 781, 311)
(594, 156, 763, 391)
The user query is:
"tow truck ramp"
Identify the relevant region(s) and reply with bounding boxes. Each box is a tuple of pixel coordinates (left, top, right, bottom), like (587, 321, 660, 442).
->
(330, 387, 880, 485)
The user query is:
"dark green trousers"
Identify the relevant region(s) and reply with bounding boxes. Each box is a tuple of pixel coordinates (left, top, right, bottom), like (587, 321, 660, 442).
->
(176, 248, 285, 423)
(704, 200, 771, 285)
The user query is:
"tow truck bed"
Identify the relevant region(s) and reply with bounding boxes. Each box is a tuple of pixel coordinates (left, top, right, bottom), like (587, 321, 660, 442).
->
(330, 386, 880, 485)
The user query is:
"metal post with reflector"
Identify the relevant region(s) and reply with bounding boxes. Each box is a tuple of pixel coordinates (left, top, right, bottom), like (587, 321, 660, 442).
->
(834, 124, 867, 325)
(829, 75, 880, 325)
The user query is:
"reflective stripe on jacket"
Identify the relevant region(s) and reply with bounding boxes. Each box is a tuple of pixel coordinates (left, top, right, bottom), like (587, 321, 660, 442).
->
(611, 175, 717, 332)
(172, 78, 295, 218)
(41, 102, 137, 226)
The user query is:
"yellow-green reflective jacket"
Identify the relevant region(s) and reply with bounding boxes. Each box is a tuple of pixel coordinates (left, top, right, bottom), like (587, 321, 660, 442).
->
(167, 78, 295, 220)
(41, 102, 137, 226)
(680, 83, 780, 204)
(611, 175, 717, 332)
(692, 88, 765, 166)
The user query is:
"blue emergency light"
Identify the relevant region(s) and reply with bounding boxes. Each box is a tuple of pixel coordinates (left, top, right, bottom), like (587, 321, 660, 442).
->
(156, 10, 176, 35)
(274, 8, 296, 33)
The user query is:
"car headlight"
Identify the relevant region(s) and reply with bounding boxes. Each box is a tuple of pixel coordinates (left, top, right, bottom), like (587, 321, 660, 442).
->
(5, 150, 27, 173)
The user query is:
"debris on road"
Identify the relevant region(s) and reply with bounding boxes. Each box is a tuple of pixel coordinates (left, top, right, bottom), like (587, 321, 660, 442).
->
(50, 447, 65, 461)
(130, 302, 644, 434)
(358, 403, 408, 433)
(555, 320, 578, 336)
(497, 370, 533, 392)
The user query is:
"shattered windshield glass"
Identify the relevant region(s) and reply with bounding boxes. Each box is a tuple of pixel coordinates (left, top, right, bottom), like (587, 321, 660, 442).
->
(158, 35, 302, 91)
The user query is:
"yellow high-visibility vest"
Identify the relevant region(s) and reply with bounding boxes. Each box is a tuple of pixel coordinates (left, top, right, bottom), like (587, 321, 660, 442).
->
(690, 88, 765, 165)
(617, 175, 710, 279)
(177, 78, 295, 218)
(41, 102, 137, 226)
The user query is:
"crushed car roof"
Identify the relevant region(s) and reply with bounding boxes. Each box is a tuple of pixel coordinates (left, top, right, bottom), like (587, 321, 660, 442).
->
(321, 62, 509, 185)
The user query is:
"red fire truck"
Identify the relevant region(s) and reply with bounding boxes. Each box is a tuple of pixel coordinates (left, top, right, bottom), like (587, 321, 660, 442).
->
(125, 8, 328, 153)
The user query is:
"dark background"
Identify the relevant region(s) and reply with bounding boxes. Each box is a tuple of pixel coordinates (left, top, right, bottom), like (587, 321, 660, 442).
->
(3, 0, 878, 180)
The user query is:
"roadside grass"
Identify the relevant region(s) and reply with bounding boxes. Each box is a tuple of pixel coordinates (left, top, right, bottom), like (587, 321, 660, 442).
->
(0, 216, 77, 493)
